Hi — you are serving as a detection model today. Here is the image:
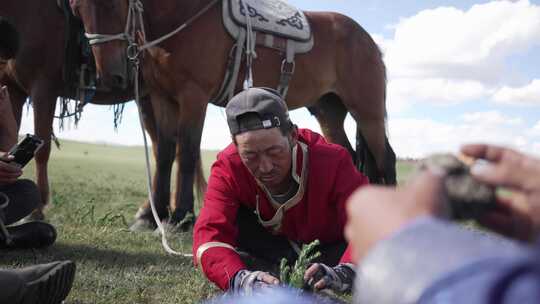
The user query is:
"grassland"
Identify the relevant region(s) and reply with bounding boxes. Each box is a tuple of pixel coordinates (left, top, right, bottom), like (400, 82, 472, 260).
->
(0, 140, 415, 304)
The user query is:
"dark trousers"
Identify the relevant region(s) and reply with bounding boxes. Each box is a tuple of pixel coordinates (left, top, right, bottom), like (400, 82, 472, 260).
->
(236, 206, 347, 275)
(0, 179, 41, 225)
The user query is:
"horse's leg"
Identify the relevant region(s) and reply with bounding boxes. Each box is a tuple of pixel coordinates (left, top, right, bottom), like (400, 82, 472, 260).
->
(356, 132, 396, 184)
(355, 128, 378, 182)
(308, 93, 355, 162)
(384, 136, 397, 184)
(170, 87, 208, 230)
(336, 53, 395, 184)
(134, 96, 176, 231)
(350, 115, 388, 184)
(130, 96, 168, 231)
(30, 84, 58, 218)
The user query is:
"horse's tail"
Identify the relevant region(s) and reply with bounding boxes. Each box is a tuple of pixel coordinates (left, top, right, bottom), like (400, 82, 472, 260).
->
(194, 156, 207, 204)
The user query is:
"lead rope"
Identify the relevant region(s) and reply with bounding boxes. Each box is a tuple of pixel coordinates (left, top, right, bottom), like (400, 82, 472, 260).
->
(132, 60, 192, 258)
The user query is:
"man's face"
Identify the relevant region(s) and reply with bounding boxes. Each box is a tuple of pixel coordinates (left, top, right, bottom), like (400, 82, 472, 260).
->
(235, 128, 294, 192)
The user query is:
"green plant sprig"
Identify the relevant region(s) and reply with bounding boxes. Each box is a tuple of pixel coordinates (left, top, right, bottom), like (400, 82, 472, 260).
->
(280, 239, 321, 289)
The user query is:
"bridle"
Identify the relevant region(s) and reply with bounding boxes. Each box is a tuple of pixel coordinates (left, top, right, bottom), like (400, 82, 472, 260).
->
(82, 0, 219, 62)
(84, 0, 145, 61)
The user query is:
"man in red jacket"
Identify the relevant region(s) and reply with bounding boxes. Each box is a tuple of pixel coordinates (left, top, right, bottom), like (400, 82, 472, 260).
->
(193, 87, 369, 294)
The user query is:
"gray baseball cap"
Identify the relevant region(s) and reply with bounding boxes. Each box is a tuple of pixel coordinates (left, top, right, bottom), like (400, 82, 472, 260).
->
(226, 87, 292, 135)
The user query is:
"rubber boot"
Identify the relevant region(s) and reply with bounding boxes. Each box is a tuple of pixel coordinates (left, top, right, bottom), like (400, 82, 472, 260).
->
(0, 221, 57, 249)
(0, 261, 76, 304)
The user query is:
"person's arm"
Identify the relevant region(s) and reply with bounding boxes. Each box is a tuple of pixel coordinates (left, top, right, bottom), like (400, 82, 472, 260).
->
(346, 144, 540, 304)
(418, 252, 540, 304)
(304, 148, 369, 293)
(0, 86, 21, 186)
(193, 158, 245, 290)
(353, 216, 530, 304)
(0, 86, 18, 151)
(193, 157, 280, 291)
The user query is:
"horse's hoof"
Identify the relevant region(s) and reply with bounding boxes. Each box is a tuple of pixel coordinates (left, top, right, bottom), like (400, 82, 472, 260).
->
(178, 218, 195, 232)
(169, 212, 195, 232)
(129, 218, 156, 232)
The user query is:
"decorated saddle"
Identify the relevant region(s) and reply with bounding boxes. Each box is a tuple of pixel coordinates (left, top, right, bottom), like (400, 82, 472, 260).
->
(212, 0, 314, 106)
(225, 0, 312, 42)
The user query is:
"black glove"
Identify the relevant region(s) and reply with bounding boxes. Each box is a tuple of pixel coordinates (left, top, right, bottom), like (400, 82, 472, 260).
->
(305, 263, 355, 293)
(230, 270, 279, 294)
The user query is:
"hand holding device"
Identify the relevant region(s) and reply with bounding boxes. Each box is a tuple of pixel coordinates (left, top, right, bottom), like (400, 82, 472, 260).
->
(6, 134, 44, 168)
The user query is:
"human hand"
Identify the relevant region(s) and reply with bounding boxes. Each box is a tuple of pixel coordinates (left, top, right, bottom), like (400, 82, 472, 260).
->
(462, 144, 540, 241)
(345, 171, 445, 262)
(304, 263, 354, 293)
(231, 270, 279, 294)
(0, 152, 21, 185)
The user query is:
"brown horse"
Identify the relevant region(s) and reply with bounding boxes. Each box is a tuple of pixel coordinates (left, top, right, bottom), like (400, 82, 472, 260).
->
(0, 0, 205, 228)
(72, 0, 397, 226)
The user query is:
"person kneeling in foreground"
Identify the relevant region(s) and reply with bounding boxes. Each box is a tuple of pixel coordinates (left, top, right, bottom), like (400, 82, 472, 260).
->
(193, 87, 368, 293)
(347, 144, 540, 303)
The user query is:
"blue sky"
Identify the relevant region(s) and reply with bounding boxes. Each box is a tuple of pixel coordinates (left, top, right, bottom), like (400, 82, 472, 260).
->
(20, 0, 540, 157)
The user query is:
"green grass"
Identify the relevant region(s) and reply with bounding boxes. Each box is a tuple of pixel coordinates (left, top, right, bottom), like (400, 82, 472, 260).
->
(0, 140, 414, 303)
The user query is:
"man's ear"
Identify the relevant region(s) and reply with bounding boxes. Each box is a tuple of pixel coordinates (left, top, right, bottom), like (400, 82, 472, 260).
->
(289, 125, 298, 147)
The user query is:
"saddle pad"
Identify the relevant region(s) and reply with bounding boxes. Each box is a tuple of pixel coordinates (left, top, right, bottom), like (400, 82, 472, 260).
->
(225, 0, 312, 42)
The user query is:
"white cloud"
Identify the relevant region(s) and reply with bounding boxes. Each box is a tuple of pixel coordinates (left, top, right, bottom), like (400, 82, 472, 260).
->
(529, 121, 540, 138)
(385, 111, 538, 158)
(460, 111, 523, 126)
(493, 79, 540, 106)
(385, 0, 540, 81)
(533, 142, 540, 155)
(381, 0, 540, 113)
(387, 78, 489, 113)
(535, 121, 540, 131)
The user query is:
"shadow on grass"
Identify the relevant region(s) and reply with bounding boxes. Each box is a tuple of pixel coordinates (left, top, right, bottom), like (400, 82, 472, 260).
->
(0, 242, 192, 269)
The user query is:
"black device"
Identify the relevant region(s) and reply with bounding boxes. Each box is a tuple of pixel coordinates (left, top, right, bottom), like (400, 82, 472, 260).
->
(7, 134, 44, 168)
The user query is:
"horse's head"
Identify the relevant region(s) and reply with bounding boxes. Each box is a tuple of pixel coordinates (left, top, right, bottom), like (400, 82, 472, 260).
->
(0, 17, 19, 60)
(71, 0, 132, 90)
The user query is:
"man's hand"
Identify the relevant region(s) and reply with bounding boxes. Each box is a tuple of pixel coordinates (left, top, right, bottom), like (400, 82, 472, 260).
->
(345, 171, 445, 262)
(0, 152, 21, 185)
(231, 270, 279, 294)
(462, 144, 540, 241)
(304, 263, 355, 293)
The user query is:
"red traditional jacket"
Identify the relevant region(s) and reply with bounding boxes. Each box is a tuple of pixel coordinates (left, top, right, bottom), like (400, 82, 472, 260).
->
(193, 129, 369, 290)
